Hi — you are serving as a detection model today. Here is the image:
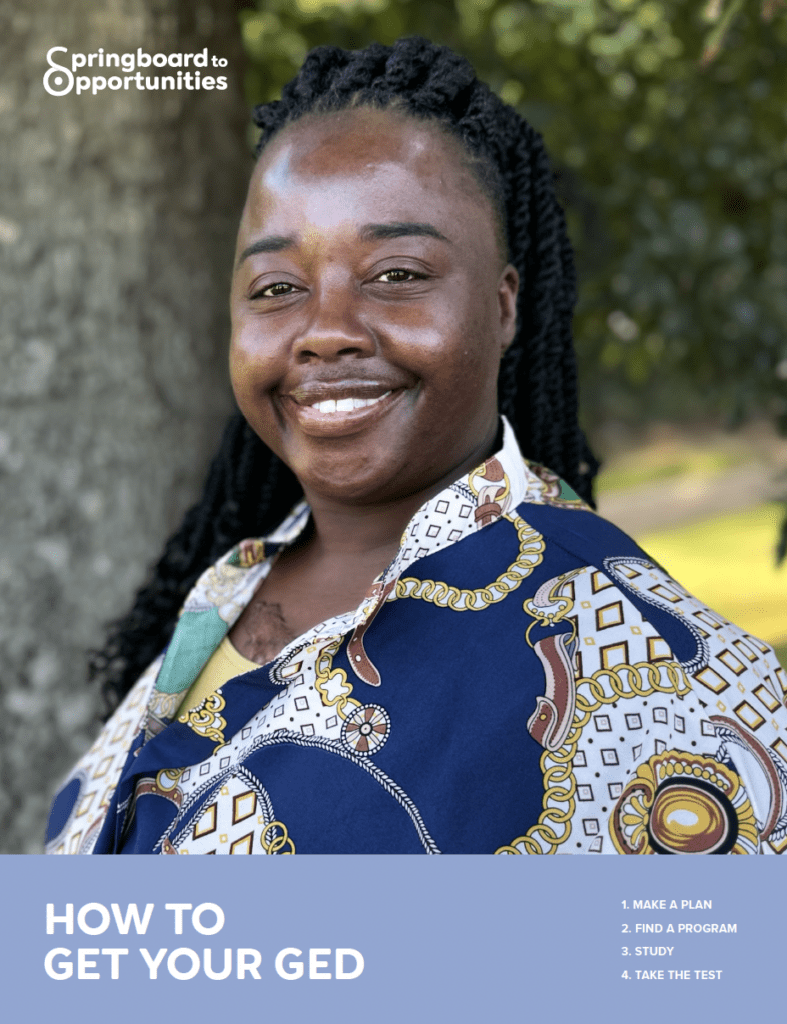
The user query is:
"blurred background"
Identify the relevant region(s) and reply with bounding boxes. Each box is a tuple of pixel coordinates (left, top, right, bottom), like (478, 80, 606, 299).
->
(1, 0, 785, 852)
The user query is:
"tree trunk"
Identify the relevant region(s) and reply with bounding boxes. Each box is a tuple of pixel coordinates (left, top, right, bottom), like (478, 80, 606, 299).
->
(0, 0, 250, 851)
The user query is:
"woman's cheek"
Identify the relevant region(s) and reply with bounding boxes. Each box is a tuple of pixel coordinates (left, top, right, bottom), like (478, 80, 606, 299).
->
(231, 330, 274, 389)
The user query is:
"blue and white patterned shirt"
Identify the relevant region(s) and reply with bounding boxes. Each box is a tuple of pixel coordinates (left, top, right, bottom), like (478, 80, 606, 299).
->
(46, 418, 787, 855)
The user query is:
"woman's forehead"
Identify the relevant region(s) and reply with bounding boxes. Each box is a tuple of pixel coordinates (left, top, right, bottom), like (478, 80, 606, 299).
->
(261, 108, 461, 176)
(244, 108, 492, 228)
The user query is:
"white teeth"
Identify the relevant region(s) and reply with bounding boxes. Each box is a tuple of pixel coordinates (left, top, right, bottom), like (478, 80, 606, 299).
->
(310, 390, 392, 414)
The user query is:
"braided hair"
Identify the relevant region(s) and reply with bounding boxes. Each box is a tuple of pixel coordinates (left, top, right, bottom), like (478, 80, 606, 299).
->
(92, 37, 599, 710)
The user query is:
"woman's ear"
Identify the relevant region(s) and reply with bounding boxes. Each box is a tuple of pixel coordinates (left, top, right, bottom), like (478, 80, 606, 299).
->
(497, 263, 519, 355)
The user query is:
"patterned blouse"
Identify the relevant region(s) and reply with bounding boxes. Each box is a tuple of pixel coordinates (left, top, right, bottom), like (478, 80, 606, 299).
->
(46, 419, 787, 855)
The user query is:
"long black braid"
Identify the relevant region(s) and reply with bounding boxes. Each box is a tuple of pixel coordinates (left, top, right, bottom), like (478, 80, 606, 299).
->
(92, 37, 599, 711)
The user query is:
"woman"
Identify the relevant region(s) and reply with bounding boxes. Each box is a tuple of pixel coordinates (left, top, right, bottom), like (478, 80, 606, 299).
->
(46, 38, 787, 855)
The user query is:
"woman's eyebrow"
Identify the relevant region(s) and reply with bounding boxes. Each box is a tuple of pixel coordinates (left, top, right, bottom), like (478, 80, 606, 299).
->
(237, 222, 451, 268)
(360, 222, 452, 244)
(237, 235, 295, 266)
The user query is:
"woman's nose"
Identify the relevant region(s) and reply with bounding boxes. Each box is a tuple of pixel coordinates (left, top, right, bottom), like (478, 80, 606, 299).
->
(293, 282, 376, 362)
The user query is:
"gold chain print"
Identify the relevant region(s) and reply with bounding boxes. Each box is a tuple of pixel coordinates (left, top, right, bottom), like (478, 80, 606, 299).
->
(178, 692, 228, 753)
(260, 820, 295, 854)
(496, 660, 692, 855)
(314, 638, 362, 720)
(395, 514, 545, 611)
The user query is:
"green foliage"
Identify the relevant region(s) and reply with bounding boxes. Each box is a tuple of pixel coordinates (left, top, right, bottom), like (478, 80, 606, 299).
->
(239, 0, 787, 556)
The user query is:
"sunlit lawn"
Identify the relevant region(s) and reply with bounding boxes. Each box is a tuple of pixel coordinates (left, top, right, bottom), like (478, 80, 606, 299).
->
(599, 447, 746, 494)
(637, 503, 786, 668)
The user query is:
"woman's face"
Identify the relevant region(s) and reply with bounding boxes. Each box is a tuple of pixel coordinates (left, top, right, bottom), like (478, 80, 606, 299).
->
(230, 107, 518, 507)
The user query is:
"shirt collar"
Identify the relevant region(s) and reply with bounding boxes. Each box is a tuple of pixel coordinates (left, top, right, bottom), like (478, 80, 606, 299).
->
(381, 414, 529, 586)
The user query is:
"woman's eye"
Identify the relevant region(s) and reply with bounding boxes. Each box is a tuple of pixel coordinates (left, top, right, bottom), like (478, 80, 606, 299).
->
(375, 269, 422, 283)
(253, 282, 296, 298)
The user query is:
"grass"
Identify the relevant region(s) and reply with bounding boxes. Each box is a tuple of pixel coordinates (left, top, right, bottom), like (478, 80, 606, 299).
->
(638, 502, 787, 660)
(596, 448, 745, 495)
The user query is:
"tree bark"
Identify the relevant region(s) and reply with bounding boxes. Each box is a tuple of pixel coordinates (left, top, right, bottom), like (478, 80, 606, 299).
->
(0, 0, 250, 851)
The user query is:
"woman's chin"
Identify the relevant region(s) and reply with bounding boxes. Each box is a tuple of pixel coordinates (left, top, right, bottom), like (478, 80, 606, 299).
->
(298, 467, 409, 508)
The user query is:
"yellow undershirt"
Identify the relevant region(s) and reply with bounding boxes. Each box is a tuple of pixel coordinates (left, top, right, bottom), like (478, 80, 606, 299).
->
(176, 636, 260, 718)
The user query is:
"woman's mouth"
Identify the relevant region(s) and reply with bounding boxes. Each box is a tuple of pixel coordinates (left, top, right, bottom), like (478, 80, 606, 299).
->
(281, 385, 405, 437)
(307, 391, 391, 414)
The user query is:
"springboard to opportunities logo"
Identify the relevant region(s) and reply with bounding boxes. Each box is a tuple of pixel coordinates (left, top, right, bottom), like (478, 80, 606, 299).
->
(43, 46, 229, 97)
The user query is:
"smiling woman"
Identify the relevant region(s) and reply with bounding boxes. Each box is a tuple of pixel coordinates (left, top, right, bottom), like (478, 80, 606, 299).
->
(46, 38, 787, 856)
